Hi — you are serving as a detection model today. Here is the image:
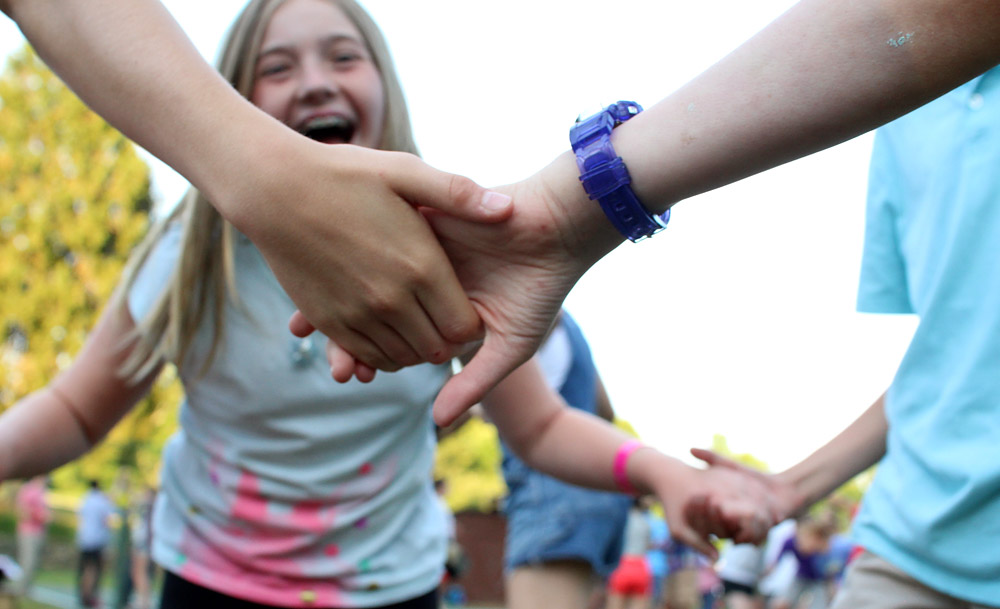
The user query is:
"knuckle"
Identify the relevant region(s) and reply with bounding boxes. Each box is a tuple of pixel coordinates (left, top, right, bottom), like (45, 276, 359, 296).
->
(447, 173, 480, 205)
(364, 285, 403, 317)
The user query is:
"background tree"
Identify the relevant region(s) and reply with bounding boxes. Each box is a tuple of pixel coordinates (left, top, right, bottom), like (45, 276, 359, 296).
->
(435, 415, 506, 513)
(0, 45, 181, 503)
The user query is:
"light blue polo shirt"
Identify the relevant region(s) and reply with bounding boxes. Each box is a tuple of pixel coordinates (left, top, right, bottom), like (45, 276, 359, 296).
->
(854, 67, 1000, 605)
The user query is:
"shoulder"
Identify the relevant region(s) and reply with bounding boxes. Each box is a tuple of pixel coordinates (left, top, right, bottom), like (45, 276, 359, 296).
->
(126, 220, 184, 320)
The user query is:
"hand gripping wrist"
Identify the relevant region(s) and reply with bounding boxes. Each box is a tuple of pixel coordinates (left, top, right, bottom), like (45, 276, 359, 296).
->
(570, 101, 669, 242)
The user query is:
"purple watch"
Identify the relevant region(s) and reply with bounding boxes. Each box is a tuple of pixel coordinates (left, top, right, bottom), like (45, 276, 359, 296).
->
(569, 101, 669, 242)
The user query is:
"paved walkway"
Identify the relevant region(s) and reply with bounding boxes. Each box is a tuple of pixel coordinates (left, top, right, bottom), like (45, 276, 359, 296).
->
(28, 585, 78, 608)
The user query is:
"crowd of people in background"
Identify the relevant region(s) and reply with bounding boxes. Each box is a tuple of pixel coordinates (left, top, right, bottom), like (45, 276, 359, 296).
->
(2, 475, 857, 609)
(597, 505, 854, 609)
(0, 477, 160, 609)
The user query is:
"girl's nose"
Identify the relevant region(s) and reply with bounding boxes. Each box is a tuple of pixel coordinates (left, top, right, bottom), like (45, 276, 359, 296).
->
(297, 62, 339, 104)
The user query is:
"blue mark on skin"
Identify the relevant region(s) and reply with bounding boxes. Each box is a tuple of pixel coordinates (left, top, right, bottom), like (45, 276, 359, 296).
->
(887, 32, 914, 48)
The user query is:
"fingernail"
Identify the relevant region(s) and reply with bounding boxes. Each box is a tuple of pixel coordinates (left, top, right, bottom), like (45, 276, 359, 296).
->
(481, 191, 512, 211)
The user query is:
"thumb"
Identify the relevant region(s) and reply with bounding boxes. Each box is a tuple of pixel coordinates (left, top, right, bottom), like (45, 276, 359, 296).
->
(690, 447, 740, 470)
(432, 340, 526, 426)
(389, 160, 513, 222)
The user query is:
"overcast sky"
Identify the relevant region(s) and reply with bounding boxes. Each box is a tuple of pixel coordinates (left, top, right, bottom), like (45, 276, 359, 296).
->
(1, 1, 918, 471)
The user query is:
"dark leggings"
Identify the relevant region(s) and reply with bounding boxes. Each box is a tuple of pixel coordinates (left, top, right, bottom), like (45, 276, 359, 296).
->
(160, 571, 439, 609)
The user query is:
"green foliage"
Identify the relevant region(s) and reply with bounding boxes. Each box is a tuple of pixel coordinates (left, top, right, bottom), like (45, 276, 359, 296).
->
(710, 434, 771, 472)
(0, 45, 182, 497)
(613, 416, 641, 439)
(434, 416, 506, 513)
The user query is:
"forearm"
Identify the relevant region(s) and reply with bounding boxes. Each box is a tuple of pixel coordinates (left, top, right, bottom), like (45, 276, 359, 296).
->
(2, 0, 291, 219)
(777, 393, 888, 513)
(545, 0, 1000, 249)
(622, 0, 1000, 211)
(484, 361, 686, 493)
(0, 305, 159, 482)
(0, 388, 95, 482)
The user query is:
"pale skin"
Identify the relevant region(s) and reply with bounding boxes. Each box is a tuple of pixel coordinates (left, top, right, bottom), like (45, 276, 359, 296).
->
(0, 0, 776, 561)
(0, 0, 514, 373)
(692, 393, 889, 530)
(506, 562, 600, 609)
(316, 0, 1000, 425)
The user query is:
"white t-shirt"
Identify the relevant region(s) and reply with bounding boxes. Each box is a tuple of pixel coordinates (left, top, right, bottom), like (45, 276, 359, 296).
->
(129, 225, 451, 607)
(716, 543, 764, 587)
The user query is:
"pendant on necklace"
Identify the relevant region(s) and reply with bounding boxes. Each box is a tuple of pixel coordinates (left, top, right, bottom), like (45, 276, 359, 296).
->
(290, 336, 315, 369)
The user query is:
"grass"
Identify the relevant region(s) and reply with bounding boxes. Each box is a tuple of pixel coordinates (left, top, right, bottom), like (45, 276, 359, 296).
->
(29, 571, 75, 591)
(18, 599, 61, 609)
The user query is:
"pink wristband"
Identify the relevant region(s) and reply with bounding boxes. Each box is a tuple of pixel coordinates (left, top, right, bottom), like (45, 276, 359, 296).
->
(613, 439, 644, 495)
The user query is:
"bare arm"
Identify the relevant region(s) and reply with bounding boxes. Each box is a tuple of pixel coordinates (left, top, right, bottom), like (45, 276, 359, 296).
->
(425, 0, 1000, 423)
(618, 0, 1000, 212)
(1, 0, 261, 203)
(693, 392, 888, 523)
(0, 303, 161, 482)
(1, 0, 511, 373)
(483, 359, 776, 556)
(776, 392, 888, 513)
(548, 0, 1000, 262)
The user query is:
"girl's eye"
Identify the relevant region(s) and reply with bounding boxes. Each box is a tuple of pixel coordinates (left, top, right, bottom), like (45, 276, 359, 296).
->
(259, 62, 291, 77)
(329, 46, 368, 67)
(333, 52, 360, 64)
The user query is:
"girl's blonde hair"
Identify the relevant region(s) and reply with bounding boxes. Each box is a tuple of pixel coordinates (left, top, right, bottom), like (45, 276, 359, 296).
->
(115, 0, 418, 380)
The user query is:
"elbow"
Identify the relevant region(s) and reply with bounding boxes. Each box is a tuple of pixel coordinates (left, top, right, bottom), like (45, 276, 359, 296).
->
(501, 409, 563, 469)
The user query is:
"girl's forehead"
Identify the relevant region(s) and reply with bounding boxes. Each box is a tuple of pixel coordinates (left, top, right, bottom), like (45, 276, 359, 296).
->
(262, 0, 363, 47)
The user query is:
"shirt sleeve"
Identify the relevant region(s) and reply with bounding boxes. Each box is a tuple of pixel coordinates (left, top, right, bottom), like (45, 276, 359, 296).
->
(127, 222, 183, 323)
(856, 128, 913, 314)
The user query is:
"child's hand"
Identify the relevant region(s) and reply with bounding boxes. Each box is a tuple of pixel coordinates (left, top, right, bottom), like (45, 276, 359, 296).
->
(650, 463, 779, 558)
(309, 152, 627, 425)
(690, 447, 805, 537)
(261, 144, 512, 376)
(321, 338, 377, 384)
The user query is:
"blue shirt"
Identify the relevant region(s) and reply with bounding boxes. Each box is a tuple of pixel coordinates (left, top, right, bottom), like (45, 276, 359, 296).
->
(854, 68, 1000, 605)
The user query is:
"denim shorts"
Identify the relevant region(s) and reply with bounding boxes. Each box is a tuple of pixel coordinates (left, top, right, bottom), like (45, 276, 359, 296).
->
(503, 461, 631, 577)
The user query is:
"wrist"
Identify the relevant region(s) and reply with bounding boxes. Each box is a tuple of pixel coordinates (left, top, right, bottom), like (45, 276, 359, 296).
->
(539, 151, 625, 266)
(618, 442, 687, 497)
(772, 468, 814, 519)
(613, 439, 646, 495)
(214, 125, 327, 238)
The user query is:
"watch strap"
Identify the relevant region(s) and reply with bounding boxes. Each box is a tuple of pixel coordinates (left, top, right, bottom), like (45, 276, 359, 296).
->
(570, 101, 669, 242)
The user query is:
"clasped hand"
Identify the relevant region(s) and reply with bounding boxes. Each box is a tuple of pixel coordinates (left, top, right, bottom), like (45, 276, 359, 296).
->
(292, 152, 618, 425)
